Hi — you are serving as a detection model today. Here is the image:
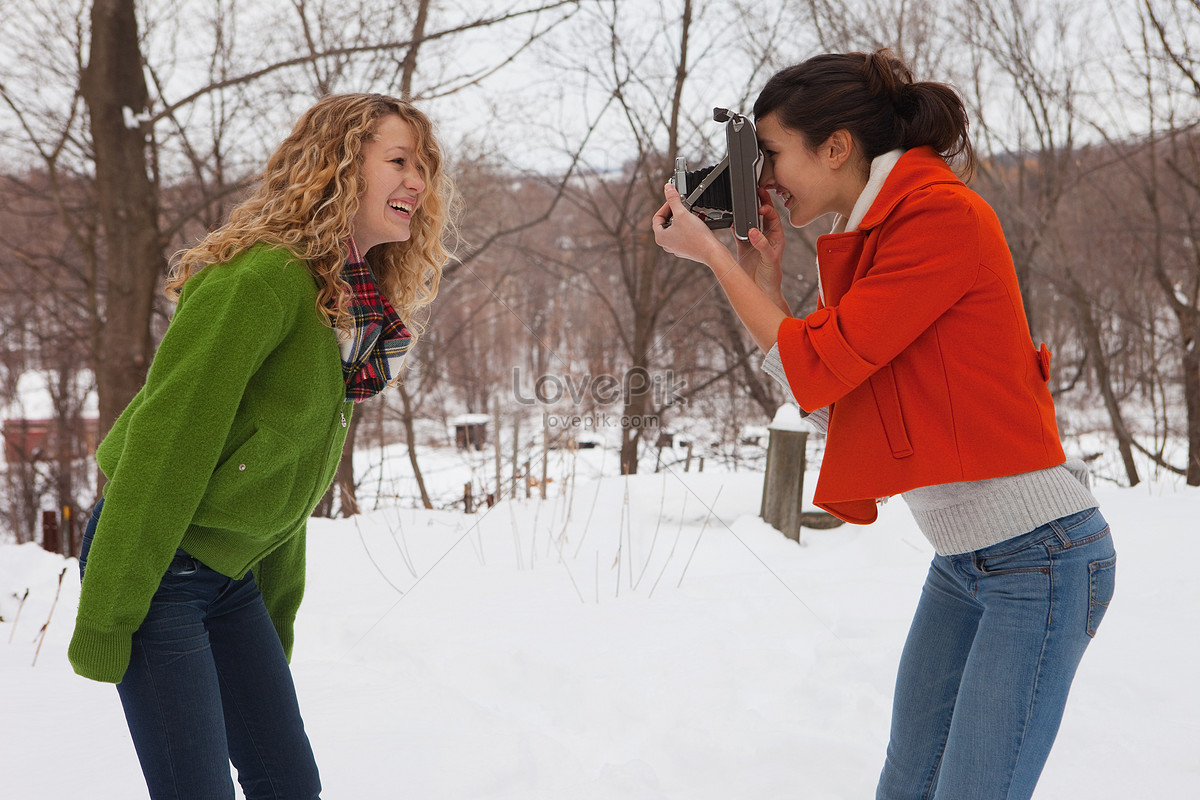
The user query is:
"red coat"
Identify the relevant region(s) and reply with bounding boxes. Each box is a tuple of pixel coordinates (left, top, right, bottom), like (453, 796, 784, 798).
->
(777, 147, 1065, 524)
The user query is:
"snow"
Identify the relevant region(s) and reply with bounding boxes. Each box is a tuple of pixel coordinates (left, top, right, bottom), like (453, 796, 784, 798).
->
(769, 403, 807, 432)
(1, 448, 1197, 799)
(449, 413, 492, 426)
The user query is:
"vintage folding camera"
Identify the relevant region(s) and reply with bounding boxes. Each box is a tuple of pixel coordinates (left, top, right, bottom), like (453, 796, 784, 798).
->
(670, 108, 763, 241)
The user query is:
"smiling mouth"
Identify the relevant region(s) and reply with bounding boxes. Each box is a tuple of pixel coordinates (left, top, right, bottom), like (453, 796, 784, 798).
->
(389, 200, 415, 216)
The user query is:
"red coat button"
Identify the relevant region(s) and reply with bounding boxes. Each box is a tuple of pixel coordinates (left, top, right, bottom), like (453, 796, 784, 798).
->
(806, 308, 832, 328)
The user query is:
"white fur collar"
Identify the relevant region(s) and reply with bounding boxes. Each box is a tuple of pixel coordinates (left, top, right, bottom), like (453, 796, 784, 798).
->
(832, 149, 905, 234)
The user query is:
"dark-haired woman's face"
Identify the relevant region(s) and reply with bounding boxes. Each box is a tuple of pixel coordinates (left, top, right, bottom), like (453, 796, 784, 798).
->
(756, 113, 860, 227)
(352, 114, 427, 252)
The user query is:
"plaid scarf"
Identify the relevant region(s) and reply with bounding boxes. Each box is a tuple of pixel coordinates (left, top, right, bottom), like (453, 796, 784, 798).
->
(339, 239, 413, 402)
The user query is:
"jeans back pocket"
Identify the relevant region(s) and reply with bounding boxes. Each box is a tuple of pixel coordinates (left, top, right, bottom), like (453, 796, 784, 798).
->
(1087, 554, 1117, 637)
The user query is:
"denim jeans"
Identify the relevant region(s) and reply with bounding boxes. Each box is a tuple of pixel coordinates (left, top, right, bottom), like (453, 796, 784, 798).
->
(80, 498, 322, 800)
(876, 507, 1116, 800)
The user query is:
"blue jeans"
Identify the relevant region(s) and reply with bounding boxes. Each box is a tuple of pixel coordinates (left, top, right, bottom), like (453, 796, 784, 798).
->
(81, 499, 322, 800)
(876, 507, 1116, 800)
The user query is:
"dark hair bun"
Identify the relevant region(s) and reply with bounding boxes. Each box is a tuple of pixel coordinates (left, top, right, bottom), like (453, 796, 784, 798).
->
(754, 48, 976, 179)
(862, 50, 913, 108)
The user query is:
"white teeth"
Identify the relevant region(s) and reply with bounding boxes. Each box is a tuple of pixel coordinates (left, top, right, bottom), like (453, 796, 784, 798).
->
(390, 202, 413, 214)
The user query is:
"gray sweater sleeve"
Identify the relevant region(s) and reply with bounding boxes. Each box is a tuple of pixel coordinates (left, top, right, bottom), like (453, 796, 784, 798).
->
(761, 343, 830, 433)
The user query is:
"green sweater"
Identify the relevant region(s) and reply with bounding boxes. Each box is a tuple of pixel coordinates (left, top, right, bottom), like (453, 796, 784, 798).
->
(69, 243, 354, 683)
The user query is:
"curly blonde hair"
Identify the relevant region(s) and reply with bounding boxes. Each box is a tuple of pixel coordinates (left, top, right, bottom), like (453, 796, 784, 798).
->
(167, 93, 455, 343)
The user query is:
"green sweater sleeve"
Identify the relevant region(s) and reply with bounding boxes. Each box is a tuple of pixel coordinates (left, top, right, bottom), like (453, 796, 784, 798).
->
(69, 264, 289, 683)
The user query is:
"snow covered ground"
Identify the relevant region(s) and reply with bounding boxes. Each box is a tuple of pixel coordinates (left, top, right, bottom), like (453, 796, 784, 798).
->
(1, 441, 1197, 799)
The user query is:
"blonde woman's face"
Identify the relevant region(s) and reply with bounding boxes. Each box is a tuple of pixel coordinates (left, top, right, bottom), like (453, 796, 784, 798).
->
(352, 114, 427, 253)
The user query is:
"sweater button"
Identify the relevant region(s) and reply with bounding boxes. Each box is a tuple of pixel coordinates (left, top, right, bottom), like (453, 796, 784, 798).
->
(238, 464, 246, 471)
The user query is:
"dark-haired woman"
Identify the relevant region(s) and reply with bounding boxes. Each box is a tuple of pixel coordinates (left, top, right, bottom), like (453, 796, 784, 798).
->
(653, 50, 1115, 800)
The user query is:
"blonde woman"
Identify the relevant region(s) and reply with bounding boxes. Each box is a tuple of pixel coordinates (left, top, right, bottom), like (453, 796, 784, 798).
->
(69, 94, 453, 799)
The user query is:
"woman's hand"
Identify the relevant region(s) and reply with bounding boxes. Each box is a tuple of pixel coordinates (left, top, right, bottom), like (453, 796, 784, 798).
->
(736, 188, 789, 313)
(651, 183, 729, 266)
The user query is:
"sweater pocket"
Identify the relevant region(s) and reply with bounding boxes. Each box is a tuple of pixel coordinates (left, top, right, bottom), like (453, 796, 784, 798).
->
(868, 364, 913, 458)
(192, 425, 299, 535)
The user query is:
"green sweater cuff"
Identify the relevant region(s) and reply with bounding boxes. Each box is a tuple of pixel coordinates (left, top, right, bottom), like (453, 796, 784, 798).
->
(68, 618, 134, 683)
(270, 613, 296, 662)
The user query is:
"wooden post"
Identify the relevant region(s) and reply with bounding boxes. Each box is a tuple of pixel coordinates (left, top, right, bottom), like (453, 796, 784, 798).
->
(42, 510, 60, 555)
(684, 441, 694, 472)
(760, 428, 808, 543)
(464, 482, 474, 513)
(64, 505, 78, 557)
(541, 425, 549, 500)
(493, 398, 502, 501)
(510, 416, 521, 499)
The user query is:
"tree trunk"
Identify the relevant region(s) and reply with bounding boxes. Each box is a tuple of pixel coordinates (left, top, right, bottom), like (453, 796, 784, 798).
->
(1067, 273, 1140, 487)
(335, 412, 360, 516)
(1180, 316, 1200, 486)
(399, 0, 430, 98)
(398, 382, 433, 508)
(81, 0, 164, 438)
(620, 286, 657, 474)
(618, 0, 692, 476)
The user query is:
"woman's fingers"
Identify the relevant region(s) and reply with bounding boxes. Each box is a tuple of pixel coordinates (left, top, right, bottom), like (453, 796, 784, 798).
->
(652, 199, 673, 228)
(759, 196, 783, 231)
(752, 220, 785, 260)
(652, 183, 727, 264)
(653, 183, 693, 231)
(748, 227, 778, 264)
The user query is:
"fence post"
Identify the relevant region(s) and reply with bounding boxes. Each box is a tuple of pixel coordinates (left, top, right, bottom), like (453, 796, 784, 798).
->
(511, 417, 521, 499)
(541, 425, 549, 500)
(42, 510, 61, 555)
(493, 398, 502, 500)
(64, 505, 78, 557)
(760, 411, 808, 543)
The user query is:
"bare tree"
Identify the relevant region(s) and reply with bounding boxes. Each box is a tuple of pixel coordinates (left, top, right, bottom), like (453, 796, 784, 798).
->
(2, 0, 585, 521)
(521, 0, 731, 472)
(1137, 0, 1200, 484)
(81, 0, 165, 436)
(3, 0, 583, 433)
(0, 169, 99, 546)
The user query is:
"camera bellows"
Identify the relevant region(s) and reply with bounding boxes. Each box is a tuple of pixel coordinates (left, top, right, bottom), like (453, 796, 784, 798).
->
(680, 165, 733, 213)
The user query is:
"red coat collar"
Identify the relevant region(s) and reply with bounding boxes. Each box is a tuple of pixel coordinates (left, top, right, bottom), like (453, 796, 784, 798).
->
(857, 146, 964, 230)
